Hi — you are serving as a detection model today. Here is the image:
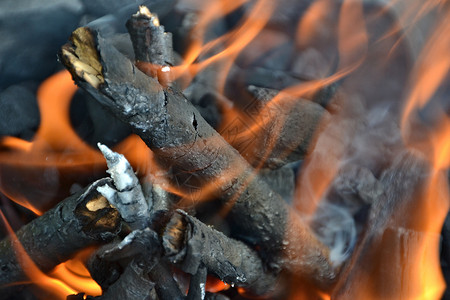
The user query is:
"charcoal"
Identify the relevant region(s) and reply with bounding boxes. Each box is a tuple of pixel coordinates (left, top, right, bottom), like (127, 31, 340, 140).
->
(241, 0, 312, 30)
(70, 90, 132, 148)
(100, 259, 157, 300)
(290, 48, 332, 79)
(0, 0, 83, 88)
(333, 151, 448, 299)
(205, 292, 230, 300)
(0, 85, 40, 139)
(148, 262, 185, 300)
(327, 164, 384, 211)
(186, 265, 207, 300)
(235, 29, 294, 72)
(224, 85, 329, 169)
(227, 65, 303, 93)
(259, 166, 295, 202)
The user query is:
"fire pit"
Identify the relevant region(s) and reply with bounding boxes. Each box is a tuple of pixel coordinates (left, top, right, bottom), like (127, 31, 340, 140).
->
(0, 0, 449, 299)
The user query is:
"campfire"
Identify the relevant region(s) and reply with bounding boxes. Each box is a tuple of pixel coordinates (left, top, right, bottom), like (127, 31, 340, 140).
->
(1, 0, 449, 299)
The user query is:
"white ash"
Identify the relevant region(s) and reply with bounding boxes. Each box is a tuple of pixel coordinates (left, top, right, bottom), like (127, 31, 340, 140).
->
(200, 282, 205, 300)
(97, 143, 151, 229)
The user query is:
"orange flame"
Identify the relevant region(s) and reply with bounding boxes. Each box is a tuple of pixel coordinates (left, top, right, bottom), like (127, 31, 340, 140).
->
(1, 0, 450, 299)
(49, 249, 102, 297)
(401, 9, 450, 140)
(0, 210, 77, 299)
(0, 71, 156, 297)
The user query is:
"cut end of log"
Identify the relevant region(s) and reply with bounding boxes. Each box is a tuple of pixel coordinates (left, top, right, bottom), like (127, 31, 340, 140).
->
(60, 27, 104, 88)
(75, 184, 122, 238)
(162, 212, 187, 256)
(86, 195, 112, 212)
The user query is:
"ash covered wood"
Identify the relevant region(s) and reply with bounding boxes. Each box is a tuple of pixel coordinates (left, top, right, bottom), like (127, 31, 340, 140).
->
(60, 23, 338, 291)
(0, 178, 121, 286)
(163, 210, 278, 296)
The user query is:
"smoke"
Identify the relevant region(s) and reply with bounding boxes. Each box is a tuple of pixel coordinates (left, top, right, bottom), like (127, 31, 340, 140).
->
(310, 202, 356, 266)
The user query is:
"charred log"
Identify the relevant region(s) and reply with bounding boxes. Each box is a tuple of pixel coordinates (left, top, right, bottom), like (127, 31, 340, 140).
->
(0, 178, 121, 287)
(163, 210, 278, 296)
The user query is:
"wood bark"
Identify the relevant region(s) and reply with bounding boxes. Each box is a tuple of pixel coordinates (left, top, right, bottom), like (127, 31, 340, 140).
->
(0, 178, 121, 286)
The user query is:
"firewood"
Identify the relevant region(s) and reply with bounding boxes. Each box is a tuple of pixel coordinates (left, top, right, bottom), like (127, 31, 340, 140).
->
(163, 210, 278, 296)
(186, 265, 207, 300)
(0, 178, 121, 286)
(59, 25, 337, 290)
(126, 5, 174, 86)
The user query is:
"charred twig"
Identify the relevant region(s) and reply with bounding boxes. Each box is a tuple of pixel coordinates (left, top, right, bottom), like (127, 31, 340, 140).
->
(96, 143, 151, 230)
(86, 228, 163, 298)
(0, 179, 121, 286)
(126, 6, 174, 86)
(186, 265, 207, 300)
(60, 26, 337, 290)
(163, 210, 278, 296)
(148, 261, 185, 300)
(98, 259, 157, 300)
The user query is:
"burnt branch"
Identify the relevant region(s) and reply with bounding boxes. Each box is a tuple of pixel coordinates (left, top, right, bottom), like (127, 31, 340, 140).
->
(0, 179, 121, 286)
(163, 210, 278, 296)
(126, 6, 174, 85)
(59, 26, 337, 290)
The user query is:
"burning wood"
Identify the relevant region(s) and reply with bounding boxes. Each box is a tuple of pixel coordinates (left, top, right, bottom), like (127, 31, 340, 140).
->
(1, 1, 449, 299)
(163, 210, 278, 296)
(0, 179, 121, 287)
(126, 5, 174, 85)
(59, 8, 338, 296)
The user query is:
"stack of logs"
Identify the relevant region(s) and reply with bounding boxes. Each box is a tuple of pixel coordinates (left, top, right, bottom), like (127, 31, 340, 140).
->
(0, 4, 448, 300)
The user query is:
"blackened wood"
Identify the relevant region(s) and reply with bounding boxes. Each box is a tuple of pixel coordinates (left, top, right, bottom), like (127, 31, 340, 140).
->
(234, 85, 329, 169)
(0, 178, 121, 286)
(68, 261, 158, 300)
(186, 265, 207, 300)
(332, 151, 448, 299)
(126, 6, 173, 67)
(163, 210, 278, 296)
(100, 259, 157, 300)
(87, 228, 160, 291)
(126, 6, 173, 85)
(148, 261, 185, 300)
(60, 28, 336, 290)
